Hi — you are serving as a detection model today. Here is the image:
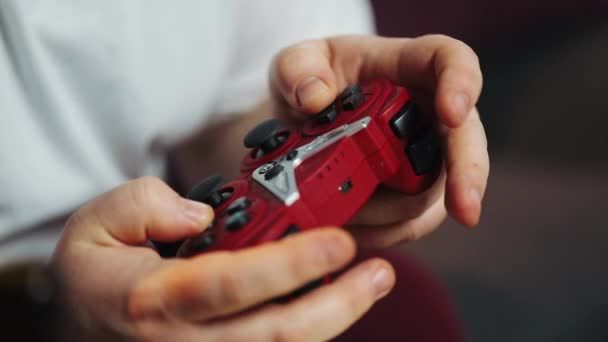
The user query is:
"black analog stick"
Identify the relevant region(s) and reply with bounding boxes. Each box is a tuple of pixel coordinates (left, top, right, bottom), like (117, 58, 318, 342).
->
(187, 175, 226, 208)
(243, 119, 286, 155)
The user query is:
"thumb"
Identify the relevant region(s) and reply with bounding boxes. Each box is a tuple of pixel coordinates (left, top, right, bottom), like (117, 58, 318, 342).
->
(270, 40, 339, 114)
(66, 176, 213, 245)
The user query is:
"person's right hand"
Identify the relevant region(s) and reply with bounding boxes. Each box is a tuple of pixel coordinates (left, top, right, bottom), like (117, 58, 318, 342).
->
(52, 176, 395, 341)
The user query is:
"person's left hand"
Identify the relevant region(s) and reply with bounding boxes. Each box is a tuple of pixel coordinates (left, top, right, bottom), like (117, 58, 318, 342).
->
(269, 34, 489, 248)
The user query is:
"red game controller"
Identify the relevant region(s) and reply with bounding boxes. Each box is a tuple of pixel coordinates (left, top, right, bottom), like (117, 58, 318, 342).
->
(177, 79, 441, 257)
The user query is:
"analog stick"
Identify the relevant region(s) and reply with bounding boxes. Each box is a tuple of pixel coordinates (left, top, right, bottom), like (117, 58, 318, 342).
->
(187, 175, 229, 208)
(243, 119, 287, 156)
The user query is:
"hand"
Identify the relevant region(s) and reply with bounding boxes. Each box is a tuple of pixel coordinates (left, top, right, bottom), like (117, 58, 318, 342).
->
(52, 177, 395, 341)
(270, 34, 489, 247)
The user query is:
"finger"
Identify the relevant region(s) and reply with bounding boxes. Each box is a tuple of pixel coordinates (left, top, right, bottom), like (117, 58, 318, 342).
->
(270, 40, 339, 114)
(352, 34, 482, 127)
(66, 176, 213, 245)
(128, 228, 356, 322)
(443, 107, 489, 227)
(271, 35, 482, 127)
(207, 258, 395, 342)
(339, 35, 482, 127)
(350, 193, 448, 248)
(409, 34, 483, 128)
(350, 169, 446, 226)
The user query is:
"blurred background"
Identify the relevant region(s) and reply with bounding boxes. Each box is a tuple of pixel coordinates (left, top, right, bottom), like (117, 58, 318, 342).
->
(370, 0, 608, 341)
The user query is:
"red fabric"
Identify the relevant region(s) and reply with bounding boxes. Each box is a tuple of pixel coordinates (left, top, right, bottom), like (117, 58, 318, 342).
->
(336, 248, 464, 341)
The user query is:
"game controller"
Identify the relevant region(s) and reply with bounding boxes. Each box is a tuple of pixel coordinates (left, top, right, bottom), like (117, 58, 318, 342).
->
(177, 79, 441, 257)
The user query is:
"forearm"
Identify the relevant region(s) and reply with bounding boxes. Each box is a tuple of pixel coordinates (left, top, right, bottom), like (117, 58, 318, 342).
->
(168, 99, 273, 192)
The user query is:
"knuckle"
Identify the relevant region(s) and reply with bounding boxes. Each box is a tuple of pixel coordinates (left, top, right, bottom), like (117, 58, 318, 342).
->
(421, 34, 480, 74)
(422, 34, 466, 54)
(274, 39, 322, 76)
(135, 176, 169, 197)
(126, 287, 161, 340)
(422, 33, 453, 44)
(311, 231, 351, 269)
(64, 209, 85, 230)
(283, 245, 319, 283)
(275, 43, 304, 71)
(310, 244, 336, 272)
(273, 324, 307, 342)
(401, 224, 422, 242)
(425, 34, 472, 54)
(281, 232, 351, 285)
(126, 282, 153, 323)
(173, 255, 249, 313)
(127, 176, 176, 207)
(215, 267, 248, 308)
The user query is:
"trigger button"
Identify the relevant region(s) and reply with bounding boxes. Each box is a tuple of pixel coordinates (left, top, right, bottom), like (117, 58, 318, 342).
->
(406, 129, 441, 175)
(389, 102, 421, 139)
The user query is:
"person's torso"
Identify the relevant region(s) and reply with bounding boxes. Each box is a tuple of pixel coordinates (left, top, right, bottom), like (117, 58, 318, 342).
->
(0, 1, 239, 236)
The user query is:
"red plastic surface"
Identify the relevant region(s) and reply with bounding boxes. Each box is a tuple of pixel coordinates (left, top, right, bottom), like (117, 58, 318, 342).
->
(177, 80, 440, 257)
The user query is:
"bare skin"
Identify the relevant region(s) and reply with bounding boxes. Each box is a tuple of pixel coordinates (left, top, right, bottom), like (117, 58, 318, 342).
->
(53, 34, 488, 341)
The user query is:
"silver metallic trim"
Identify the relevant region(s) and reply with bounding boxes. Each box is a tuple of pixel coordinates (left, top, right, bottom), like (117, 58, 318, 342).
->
(252, 116, 371, 206)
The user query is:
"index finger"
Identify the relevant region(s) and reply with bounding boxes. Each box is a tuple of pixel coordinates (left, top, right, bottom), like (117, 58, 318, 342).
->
(127, 228, 356, 323)
(331, 34, 483, 127)
(270, 34, 482, 128)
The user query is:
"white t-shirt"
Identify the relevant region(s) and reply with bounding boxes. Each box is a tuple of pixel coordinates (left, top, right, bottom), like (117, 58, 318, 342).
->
(0, 0, 373, 263)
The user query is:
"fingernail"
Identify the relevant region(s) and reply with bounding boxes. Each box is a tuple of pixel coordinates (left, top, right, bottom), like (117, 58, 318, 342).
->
(371, 265, 392, 299)
(451, 92, 470, 123)
(296, 76, 329, 108)
(469, 187, 481, 207)
(181, 198, 212, 227)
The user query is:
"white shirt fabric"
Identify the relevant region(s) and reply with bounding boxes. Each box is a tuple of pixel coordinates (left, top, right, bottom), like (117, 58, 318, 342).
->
(0, 0, 373, 264)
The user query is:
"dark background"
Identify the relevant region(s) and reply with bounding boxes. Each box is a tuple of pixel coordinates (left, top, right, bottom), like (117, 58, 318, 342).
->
(371, 1, 608, 341)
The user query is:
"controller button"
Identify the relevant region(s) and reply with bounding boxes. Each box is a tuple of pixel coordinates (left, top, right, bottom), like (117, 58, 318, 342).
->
(390, 102, 421, 139)
(264, 163, 284, 180)
(187, 175, 227, 208)
(339, 84, 362, 100)
(285, 149, 298, 160)
(281, 224, 301, 238)
(226, 211, 251, 231)
(338, 179, 353, 193)
(244, 119, 286, 155)
(193, 232, 216, 252)
(226, 196, 251, 215)
(406, 128, 441, 175)
(258, 161, 277, 175)
(340, 85, 364, 110)
(315, 103, 339, 124)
